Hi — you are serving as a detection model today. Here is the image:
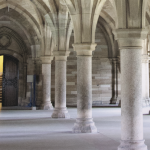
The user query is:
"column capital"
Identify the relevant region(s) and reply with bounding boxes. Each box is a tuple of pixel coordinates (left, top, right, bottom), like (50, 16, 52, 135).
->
(111, 58, 118, 62)
(109, 57, 120, 65)
(34, 58, 42, 65)
(113, 29, 149, 49)
(53, 51, 70, 61)
(73, 43, 97, 56)
(41, 56, 53, 64)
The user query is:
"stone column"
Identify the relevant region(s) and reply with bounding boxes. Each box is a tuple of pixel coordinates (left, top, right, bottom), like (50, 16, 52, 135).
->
(72, 44, 97, 133)
(110, 58, 119, 104)
(52, 51, 70, 118)
(142, 55, 150, 107)
(41, 56, 53, 110)
(113, 29, 148, 150)
(32, 59, 36, 75)
(19, 63, 27, 106)
(23, 63, 27, 99)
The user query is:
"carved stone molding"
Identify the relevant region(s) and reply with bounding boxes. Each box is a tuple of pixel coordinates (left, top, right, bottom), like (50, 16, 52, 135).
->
(0, 35, 12, 48)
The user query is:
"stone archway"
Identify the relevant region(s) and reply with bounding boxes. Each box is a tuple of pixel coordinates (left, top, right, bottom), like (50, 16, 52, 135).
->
(1, 54, 19, 106)
(0, 52, 27, 106)
(0, 27, 28, 106)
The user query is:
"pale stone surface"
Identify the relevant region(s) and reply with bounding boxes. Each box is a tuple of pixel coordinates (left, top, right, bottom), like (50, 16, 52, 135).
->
(73, 118, 97, 133)
(0, 108, 122, 150)
(76, 56, 92, 119)
(113, 29, 148, 150)
(1, 1, 150, 150)
(72, 50, 97, 133)
(118, 48, 147, 150)
(52, 60, 70, 119)
(51, 27, 116, 106)
(120, 49, 145, 145)
(52, 107, 70, 118)
(142, 55, 150, 106)
(1, 108, 150, 150)
(42, 64, 53, 110)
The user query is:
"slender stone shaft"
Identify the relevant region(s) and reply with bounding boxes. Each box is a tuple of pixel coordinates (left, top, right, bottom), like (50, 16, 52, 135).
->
(142, 55, 149, 106)
(23, 64, 27, 99)
(52, 56, 69, 118)
(118, 48, 147, 150)
(77, 56, 92, 119)
(113, 29, 148, 150)
(73, 44, 97, 133)
(110, 59, 119, 104)
(42, 64, 53, 110)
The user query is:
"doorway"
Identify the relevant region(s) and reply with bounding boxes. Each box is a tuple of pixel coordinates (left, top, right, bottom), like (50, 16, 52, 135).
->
(0, 55, 3, 108)
(0, 55, 19, 106)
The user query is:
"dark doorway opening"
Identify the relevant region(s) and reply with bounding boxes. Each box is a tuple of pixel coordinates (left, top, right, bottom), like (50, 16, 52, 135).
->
(1, 55, 19, 106)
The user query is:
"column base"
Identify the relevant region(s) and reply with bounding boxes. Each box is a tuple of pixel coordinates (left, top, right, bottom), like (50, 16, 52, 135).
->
(32, 107, 36, 110)
(73, 118, 97, 133)
(118, 140, 147, 150)
(42, 102, 53, 110)
(110, 98, 119, 104)
(51, 108, 70, 119)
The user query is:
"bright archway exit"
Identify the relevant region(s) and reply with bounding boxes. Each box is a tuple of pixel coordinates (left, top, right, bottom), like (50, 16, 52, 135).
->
(0, 55, 3, 110)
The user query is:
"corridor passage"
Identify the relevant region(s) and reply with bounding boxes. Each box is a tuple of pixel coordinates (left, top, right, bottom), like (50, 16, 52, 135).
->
(0, 108, 150, 150)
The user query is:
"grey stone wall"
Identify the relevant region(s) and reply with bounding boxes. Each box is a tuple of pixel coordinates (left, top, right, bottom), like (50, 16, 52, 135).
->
(51, 26, 121, 106)
(0, 17, 121, 107)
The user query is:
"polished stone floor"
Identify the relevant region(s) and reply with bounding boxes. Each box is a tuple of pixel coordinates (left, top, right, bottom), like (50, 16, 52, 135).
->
(0, 108, 150, 150)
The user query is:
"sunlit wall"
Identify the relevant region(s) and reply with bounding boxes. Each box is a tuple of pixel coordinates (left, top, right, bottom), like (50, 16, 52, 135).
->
(0, 55, 3, 110)
(0, 55, 3, 75)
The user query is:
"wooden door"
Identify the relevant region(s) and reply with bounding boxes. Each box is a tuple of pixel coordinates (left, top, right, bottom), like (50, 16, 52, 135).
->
(2, 55, 18, 106)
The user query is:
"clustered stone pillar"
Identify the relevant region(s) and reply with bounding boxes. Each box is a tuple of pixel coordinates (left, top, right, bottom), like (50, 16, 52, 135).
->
(110, 58, 119, 104)
(52, 51, 70, 118)
(72, 44, 97, 133)
(142, 55, 150, 107)
(113, 29, 148, 150)
(41, 56, 53, 110)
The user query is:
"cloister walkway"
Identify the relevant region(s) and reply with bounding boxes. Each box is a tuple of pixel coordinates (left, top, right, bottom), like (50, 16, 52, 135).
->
(0, 108, 150, 150)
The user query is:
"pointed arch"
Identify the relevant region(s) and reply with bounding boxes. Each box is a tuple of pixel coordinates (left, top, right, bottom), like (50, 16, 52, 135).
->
(0, 26, 27, 62)
(0, 1, 41, 39)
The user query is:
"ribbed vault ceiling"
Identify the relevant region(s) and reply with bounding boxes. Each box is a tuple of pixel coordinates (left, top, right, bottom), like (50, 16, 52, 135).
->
(0, 0, 149, 51)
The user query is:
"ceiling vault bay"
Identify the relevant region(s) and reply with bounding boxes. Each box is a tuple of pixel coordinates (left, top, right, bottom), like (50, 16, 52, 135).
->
(0, 0, 149, 61)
